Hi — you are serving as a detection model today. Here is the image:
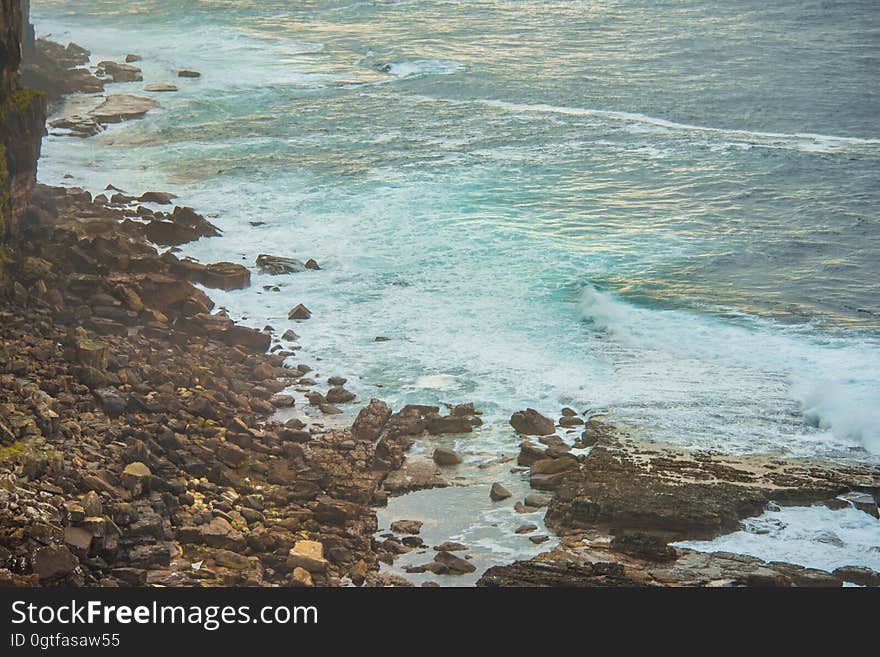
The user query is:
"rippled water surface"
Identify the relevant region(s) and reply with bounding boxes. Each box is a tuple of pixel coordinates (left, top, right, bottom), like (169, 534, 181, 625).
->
(31, 0, 880, 571)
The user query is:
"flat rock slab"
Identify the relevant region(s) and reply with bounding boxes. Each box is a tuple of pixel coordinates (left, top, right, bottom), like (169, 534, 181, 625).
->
(383, 456, 448, 495)
(89, 94, 159, 124)
(546, 432, 880, 541)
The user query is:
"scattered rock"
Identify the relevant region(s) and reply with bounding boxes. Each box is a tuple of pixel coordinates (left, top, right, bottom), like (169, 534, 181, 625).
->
(515, 524, 537, 534)
(121, 462, 151, 497)
(33, 545, 79, 580)
(178, 69, 202, 78)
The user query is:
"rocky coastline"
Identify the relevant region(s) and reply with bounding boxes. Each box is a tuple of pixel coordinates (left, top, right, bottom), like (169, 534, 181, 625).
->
(1, 2, 878, 588)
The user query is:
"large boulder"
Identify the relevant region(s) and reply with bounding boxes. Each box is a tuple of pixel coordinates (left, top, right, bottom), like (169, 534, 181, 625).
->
(510, 408, 555, 436)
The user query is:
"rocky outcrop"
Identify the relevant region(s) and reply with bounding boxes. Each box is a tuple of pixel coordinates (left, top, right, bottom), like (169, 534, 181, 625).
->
(544, 432, 880, 541)
(0, 182, 426, 587)
(0, 0, 46, 249)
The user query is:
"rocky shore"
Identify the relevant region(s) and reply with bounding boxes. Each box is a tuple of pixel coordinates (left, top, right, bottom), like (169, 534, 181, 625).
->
(477, 413, 880, 587)
(2, 2, 879, 589)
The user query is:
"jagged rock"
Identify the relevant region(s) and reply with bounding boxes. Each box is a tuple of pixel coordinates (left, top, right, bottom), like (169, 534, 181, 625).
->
(256, 254, 306, 275)
(121, 462, 151, 496)
(837, 491, 879, 518)
(510, 408, 555, 436)
(351, 399, 391, 441)
(490, 482, 512, 501)
(288, 304, 311, 320)
(326, 386, 356, 404)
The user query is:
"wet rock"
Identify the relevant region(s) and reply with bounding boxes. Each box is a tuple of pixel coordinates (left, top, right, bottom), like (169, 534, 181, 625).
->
(96, 60, 143, 82)
(433, 542, 467, 552)
(288, 304, 311, 320)
(546, 431, 880, 541)
(426, 414, 473, 435)
(837, 491, 879, 518)
(611, 533, 677, 562)
(510, 408, 555, 436)
(832, 566, 880, 587)
(529, 535, 549, 544)
(390, 520, 423, 535)
(433, 447, 462, 466)
(257, 254, 306, 275)
(144, 83, 178, 93)
(351, 399, 392, 441)
(326, 387, 356, 404)
(304, 259, 320, 270)
(88, 94, 159, 124)
(178, 69, 202, 78)
(515, 524, 538, 534)
(383, 456, 447, 495)
(270, 394, 295, 408)
(490, 482, 512, 501)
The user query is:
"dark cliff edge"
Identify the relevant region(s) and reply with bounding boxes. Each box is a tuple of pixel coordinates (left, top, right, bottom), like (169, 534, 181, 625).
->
(0, 0, 46, 260)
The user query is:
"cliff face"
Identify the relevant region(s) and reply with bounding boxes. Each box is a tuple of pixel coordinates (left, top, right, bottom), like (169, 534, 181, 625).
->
(0, 0, 46, 246)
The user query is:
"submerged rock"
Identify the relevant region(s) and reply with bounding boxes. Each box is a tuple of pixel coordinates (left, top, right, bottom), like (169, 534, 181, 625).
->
(88, 94, 159, 124)
(256, 253, 306, 275)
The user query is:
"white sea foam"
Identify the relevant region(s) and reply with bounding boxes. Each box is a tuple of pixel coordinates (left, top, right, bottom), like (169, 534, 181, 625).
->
(676, 505, 880, 574)
(577, 286, 880, 456)
(474, 99, 880, 154)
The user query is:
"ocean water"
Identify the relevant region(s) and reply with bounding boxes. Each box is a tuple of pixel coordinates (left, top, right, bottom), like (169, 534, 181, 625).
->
(31, 0, 880, 574)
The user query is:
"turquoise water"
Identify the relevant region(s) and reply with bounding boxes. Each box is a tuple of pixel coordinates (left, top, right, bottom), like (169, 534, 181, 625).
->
(31, 1, 880, 571)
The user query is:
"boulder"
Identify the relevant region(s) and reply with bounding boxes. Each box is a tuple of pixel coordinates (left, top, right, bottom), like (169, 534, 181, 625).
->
(351, 399, 392, 441)
(510, 408, 555, 436)
(287, 540, 328, 573)
(490, 482, 512, 501)
(33, 545, 79, 580)
(200, 517, 246, 551)
(288, 304, 311, 320)
(88, 94, 159, 124)
(256, 254, 306, 275)
(433, 447, 462, 466)
(178, 69, 201, 78)
(390, 520, 423, 535)
(434, 550, 476, 574)
(325, 387, 356, 404)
